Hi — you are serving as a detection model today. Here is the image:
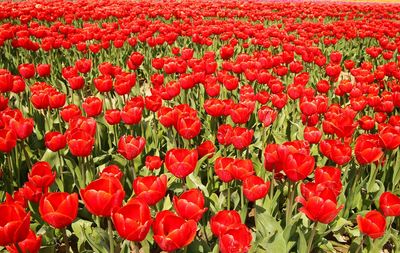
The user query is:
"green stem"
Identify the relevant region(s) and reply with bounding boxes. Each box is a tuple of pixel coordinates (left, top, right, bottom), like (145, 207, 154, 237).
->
(356, 235, 364, 253)
(22, 141, 32, 170)
(285, 181, 296, 225)
(6, 154, 13, 193)
(306, 222, 318, 253)
(108, 218, 115, 253)
(62, 228, 70, 253)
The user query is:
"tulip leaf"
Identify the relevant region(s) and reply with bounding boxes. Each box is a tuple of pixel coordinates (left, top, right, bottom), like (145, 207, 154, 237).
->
(82, 226, 110, 253)
(187, 173, 209, 197)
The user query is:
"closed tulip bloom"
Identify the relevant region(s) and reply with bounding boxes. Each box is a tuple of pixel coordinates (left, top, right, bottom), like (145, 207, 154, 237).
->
(165, 148, 198, 178)
(243, 175, 270, 202)
(105, 109, 121, 125)
(283, 153, 315, 182)
(0, 128, 17, 153)
(21, 181, 45, 203)
(94, 75, 113, 93)
(100, 165, 123, 180)
(357, 210, 386, 239)
(68, 116, 97, 137)
(121, 102, 143, 125)
(219, 224, 252, 253)
(133, 175, 167, 206)
(176, 116, 201, 140)
(9, 118, 34, 140)
(217, 124, 233, 146)
(112, 198, 153, 242)
(5, 229, 42, 253)
(355, 134, 383, 165)
(80, 177, 125, 217)
(39, 192, 78, 228)
(296, 195, 343, 224)
(153, 210, 197, 252)
(173, 189, 208, 222)
(67, 128, 95, 157)
(117, 135, 146, 160)
(379, 125, 400, 150)
(145, 156, 163, 170)
(18, 63, 35, 79)
(258, 105, 277, 127)
(214, 157, 235, 183)
(44, 131, 66, 152)
(230, 158, 254, 181)
(83, 96, 103, 117)
(0, 203, 31, 246)
(210, 210, 242, 237)
(379, 192, 400, 217)
(67, 76, 85, 90)
(231, 127, 253, 150)
(319, 139, 352, 165)
(60, 104, 81, 122)
(197, 140, 216, 159)
(303, 126, 322, 144)
(157, 106, 176, 128)
(28, 161, 56, 189)
(75, 58, 92, 74)
(36, 64, 51, 77)
(230, 103, 252, 124)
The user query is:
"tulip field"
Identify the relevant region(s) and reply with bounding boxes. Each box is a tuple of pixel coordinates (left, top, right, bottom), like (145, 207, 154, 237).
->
(1, 0, 400, 252)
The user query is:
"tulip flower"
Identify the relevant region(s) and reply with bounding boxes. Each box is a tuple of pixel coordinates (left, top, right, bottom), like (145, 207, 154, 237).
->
(112, 198, 152, 242)
(39, 192, 78, 228)
(210, 210, 242, 237)
(5, 230, 42, 253)
(0, 203, 31, 246)
(133, 175, 167, 206)
(153, 210, 197, 252)
(357, 210, 386, 239)
(173, 189, 208, 222)
(379, 192, 400, 217)
(243, 175, 270, 202)
(117, 135, 146, 160)
(165, 148, 198, 178)
(80, 177, 125, 217)
(28, 161, 56, 189)
(219, 224, 252, 253)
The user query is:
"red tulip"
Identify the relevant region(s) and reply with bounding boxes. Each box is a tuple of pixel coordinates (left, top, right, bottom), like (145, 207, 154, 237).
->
(67, 76, 85, 90)
(83, 96, 103, 117)
(80, 177, 125, 217)
(94, 75, 113, 93)
(219, 224, 252, 253)
(100, 165, 123, 180)
(28, 161, 55, 189)
(133, 175, 167, 206)
(5, 229, 42, 253)
(60, 104, 81, 122)
(44, 131, 66, 152)
(243, 175, 270, 202)
(197, 140, 216, 158)
(36, 64, 51, 77)
(214, 157, 235, 183)
(319, 139, 352, 165)
(165, 148, 198, 178)
(176, 116, 201, 140)
(153, 210, 197, 252)
(217, 124, 233, 146)
(357, 210, 386, 239)
(21, 181, 45, 203)
(75, 58, 92, 74)
(296, 195, 343, 224)
(379, 192, 400, 217)
(145, 156, 163, 170)
(355, 134, 384, 165)
(112, 198, 153, 242)
(173, 189, 208, 222)
(67, 128, 95, 157)
(0, 69, 13, 93)
(230, 103, 251, 124)
(0, 128, 17, 153)
(210, 210, 242, 237)
(258, 106, 277, 127)
(18, 64, 35, 79)
(303, 126, 322, 144)
(283, 153, 315, 182)
(231, 127, 253, 150)
(39, 192, 78, 228)
(0, 203, 31, 246)
(120, 101, 143, 125)
(379, 125, 400, 150)
(104, 109, 121, 125)
(117, 135, 146, 160)
(9, 117, 34, 140)
(230, 158, 254, 181)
